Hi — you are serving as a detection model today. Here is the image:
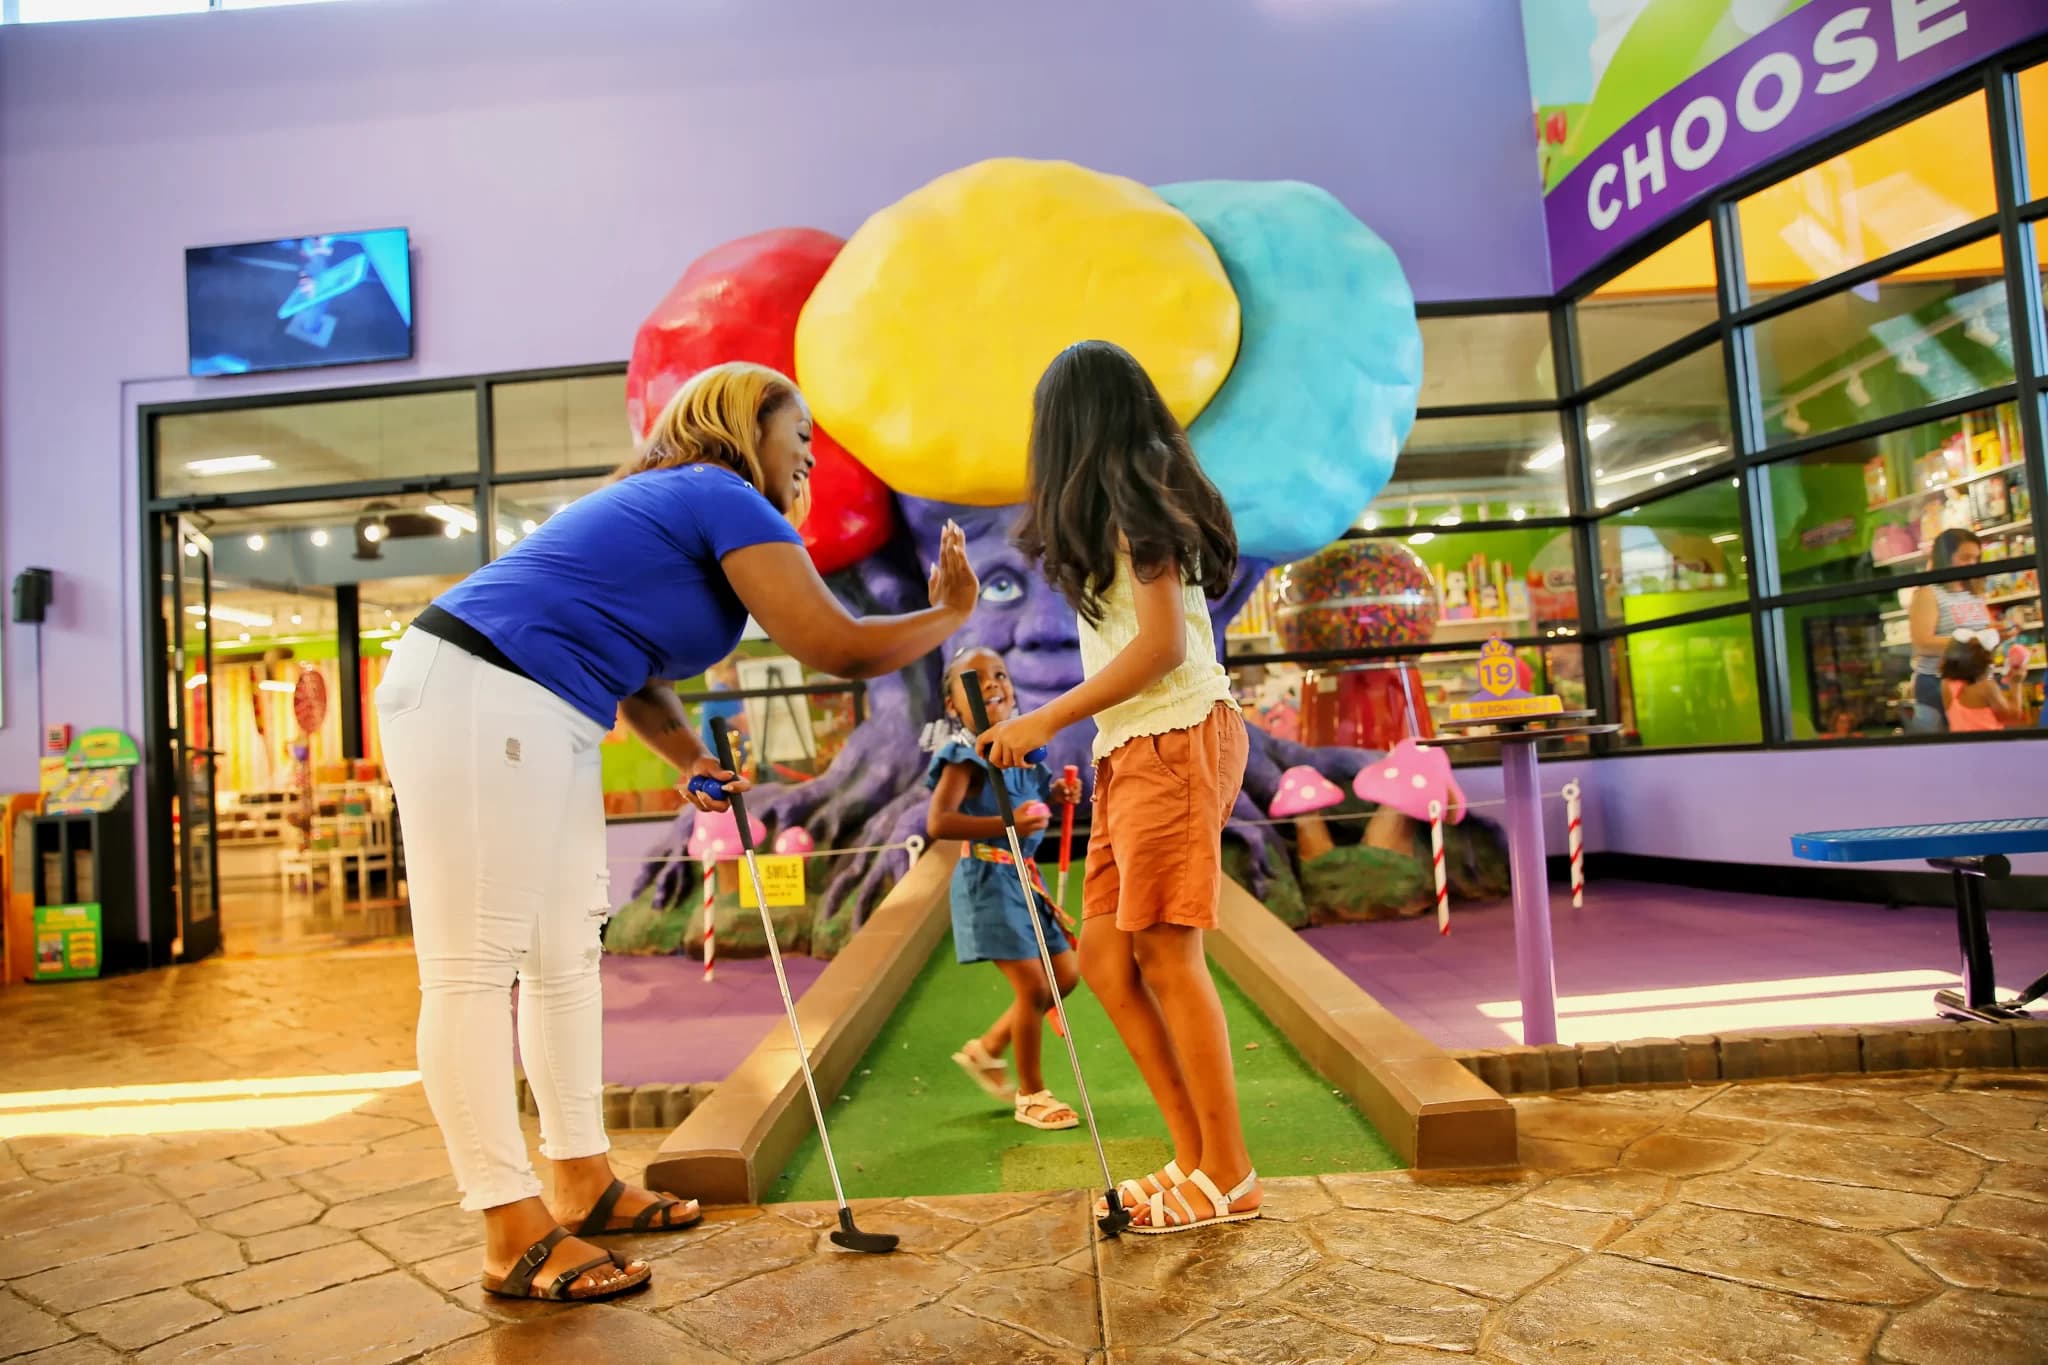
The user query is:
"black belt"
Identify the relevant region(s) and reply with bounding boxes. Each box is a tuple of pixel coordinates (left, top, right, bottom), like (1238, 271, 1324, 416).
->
(410, 605, 534, 684)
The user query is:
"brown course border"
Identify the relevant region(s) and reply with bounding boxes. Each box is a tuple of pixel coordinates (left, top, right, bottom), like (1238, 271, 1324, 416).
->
(1210, 879, 1517, 1169)
(644, 840, 956, 1206)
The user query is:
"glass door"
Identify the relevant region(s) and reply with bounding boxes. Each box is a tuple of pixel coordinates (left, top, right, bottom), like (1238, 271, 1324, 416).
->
(165, 517, 221, 962)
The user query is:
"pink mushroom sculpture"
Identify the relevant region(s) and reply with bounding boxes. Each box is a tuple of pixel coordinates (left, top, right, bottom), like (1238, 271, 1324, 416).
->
(1271, 765, 1346, 860)
(687, 809, 766, 861)
(773, 825, 816, 856)
(1353, 739, 1467, 852)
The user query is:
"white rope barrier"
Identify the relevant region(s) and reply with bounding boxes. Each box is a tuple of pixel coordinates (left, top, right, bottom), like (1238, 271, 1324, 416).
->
(1232, 792, 1576, 828)
(614, 836, 925, 867)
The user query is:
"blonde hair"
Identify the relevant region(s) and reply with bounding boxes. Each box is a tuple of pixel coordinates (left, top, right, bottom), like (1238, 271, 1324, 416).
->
(616, 361, 800, 488)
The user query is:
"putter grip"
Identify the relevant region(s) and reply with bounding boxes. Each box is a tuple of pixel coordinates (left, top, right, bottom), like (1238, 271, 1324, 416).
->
(958, 670, 1019, 827)
(685, 774, 725, 802)
(707, 718, 756, 854)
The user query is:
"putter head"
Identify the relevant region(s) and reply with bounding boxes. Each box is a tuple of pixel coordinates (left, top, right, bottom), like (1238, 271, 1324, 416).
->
(1097, 1190, 1132, 1237)
(830, 1207, 899, 1253)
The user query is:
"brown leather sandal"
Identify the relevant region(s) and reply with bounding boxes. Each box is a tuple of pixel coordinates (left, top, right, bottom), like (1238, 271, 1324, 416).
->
(571, 1178, 702, 1236)
(480, 1227, 649, 1302)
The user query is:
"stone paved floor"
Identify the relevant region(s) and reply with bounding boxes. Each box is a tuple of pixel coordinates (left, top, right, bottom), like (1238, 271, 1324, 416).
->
(2, 954, 2047, 1361)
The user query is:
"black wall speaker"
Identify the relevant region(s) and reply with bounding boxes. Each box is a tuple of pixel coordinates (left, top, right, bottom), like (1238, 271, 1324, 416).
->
(13, 568, 53, 624)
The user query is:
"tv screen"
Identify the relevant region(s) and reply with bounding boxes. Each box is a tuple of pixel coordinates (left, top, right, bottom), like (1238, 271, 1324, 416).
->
(185, 228, 413, 377)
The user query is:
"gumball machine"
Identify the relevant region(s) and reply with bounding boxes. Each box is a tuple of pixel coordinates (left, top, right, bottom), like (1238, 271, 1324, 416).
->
(1275, 540, 1439, 751)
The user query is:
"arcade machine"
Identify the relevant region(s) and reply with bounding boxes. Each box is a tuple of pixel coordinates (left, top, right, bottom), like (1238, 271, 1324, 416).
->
(29, 728, 142, 981)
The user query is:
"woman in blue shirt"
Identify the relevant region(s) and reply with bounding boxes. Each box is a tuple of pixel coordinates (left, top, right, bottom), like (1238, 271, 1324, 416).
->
(375, 362, 976, 1302)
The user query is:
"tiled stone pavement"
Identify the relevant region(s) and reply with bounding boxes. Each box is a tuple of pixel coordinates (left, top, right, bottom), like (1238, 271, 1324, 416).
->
(2, 955, 2047, 1361)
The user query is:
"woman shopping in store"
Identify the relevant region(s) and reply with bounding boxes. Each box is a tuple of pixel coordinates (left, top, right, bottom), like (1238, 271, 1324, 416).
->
(1906, 529, 1993, 733)
(374, 362, 978, 1303)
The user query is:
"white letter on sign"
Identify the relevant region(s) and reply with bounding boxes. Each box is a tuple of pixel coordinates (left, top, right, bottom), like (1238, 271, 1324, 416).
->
(1588, 162, 1622, 230)
(1623, 128, 1666, 208)
(1894, 0, 1967, 63)
(1737, 50, 1804, 132)
(1671, 95, 1728, 172)
(1816, 8, 1880, 94)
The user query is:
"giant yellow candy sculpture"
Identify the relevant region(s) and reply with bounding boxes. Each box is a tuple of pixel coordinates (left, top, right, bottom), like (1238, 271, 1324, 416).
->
(794, 158, 1241, 505)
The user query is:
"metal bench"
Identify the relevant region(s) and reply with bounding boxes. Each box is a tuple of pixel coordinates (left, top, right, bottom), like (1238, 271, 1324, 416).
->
(1792, 818, 2048, 1023)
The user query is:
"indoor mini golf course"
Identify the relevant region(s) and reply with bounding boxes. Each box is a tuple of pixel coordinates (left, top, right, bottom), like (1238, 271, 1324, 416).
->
(768, 861, 1399, 1203)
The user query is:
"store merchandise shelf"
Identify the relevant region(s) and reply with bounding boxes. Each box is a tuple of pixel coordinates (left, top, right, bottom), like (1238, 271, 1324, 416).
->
(1866, 459, 2023, 513)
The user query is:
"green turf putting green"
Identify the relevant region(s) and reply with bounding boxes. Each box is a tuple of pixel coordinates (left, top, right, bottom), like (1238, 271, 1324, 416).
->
(770, 867, 1401, 1202)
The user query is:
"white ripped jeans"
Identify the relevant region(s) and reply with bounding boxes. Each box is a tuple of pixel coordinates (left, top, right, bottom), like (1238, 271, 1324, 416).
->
(375, 630, 612, 1212)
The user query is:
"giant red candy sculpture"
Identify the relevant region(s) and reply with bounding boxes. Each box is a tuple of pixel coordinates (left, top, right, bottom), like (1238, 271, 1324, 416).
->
(626, 227, 894, 575)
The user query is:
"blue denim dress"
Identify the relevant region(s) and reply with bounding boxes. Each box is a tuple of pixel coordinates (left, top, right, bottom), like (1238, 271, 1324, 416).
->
(925, 741, 1068, 964)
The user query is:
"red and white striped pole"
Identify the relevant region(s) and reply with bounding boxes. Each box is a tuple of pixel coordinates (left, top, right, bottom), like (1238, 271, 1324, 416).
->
(1564, 779, 1584, 909)
(701, 857, 717, 981)
(1429, 799, 1449, 935)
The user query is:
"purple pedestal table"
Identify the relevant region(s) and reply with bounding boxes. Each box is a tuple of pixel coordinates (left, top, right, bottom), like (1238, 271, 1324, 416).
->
(1422, 713, 1619, 1046)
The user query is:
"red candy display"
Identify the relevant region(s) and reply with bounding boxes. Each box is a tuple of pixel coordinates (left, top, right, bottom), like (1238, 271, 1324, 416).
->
(627, 228, 894, 575)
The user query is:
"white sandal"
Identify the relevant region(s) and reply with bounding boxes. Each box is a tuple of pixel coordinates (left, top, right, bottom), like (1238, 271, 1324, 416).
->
(1014, 1090, 1079, 1130)
(1093, 1160, 1186, 1220)
(951, 1038, 1014, 1102)
(1130, 1167, 1261, 1235)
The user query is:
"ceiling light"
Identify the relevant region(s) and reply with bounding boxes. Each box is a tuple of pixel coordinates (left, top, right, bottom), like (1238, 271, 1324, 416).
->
(362, 523, 384, 543)
(495, 527, 515, 546)
(290, 613, 303, 625)
(310, 529, 330, 548)
(185, 673, 207, 690)
(1845, 374, 1871, 408)
(425, 503, 478, 534)
(1511, 507, 1527, 522)
(237, 632, 250, 643)
(1360, 512, 1379, 531)
(443, 524, 461, 539)
(183, 542, 199, 559)
(1524, 442, 1565, 471)
(381, 638, 402, 652)
(1711, 533, 1741, 544)
(258, 680, 296, 693)
(1587, 420, 1613, 440)
(1782, 405, 1810, 436)
(1964, 313, 2000, 348)
(184, 454, 274, 478)
(1408, 531, 1436, 546)
(185, 603, 274, 627)
(520, 519, 538, 535)
(1896, 346, 1929, 378)
(1594, 445, 1729, 487)
(1437, 511, 1463, 527)
(246, 534, 266, 551)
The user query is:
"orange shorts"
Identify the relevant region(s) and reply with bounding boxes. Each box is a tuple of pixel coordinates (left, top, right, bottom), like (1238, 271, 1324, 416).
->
(1083, 703, 1248, 932)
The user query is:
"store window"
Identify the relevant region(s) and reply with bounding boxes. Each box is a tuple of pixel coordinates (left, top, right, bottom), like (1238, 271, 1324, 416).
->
(1736, 94, 1997, 301)
(1575, 223, 1718, 385)
(1417, 313, 1554, 406)
(1597, 478, 1747, 627)
(1769, 402, 2032, 594)
(1752, 240, 2014, 451)
(1377, 412, 1571, 527)
(492, 475, 604, 556)
(157, 390, 477, 498)
(1779, 579, 2042, 741)
(1584, 343, 1731, 508)
(491, 374, 631, 475)
(199, 491, 484, 586)
(1607, 615, 1761, 749)
(2019, 61, 2048, 204)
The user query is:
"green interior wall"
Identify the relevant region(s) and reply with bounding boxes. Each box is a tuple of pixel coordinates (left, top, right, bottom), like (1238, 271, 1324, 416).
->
(1617, 598, 1760, 747)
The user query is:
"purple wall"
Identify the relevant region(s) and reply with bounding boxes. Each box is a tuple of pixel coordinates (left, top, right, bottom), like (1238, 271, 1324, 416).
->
(0, 0, 1548, 821)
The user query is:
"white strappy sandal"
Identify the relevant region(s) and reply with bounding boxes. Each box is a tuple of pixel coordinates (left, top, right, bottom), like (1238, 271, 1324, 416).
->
(1093, 1160, 1187, 1220)
(951, 1038, 1014, 1102)
(1014, 1090, 1079, 1130)
(1130, 1167, 1261, 1236)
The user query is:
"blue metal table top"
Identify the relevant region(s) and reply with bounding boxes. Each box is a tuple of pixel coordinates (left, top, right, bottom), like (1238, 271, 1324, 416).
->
(1792, 818, 2048, 864)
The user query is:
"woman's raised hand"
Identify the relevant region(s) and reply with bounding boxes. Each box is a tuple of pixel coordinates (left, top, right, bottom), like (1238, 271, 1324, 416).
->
(928, 519, 979, 618)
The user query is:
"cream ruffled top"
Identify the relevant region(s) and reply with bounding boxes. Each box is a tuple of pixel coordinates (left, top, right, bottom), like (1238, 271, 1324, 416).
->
(1077, 555, 1238, 761)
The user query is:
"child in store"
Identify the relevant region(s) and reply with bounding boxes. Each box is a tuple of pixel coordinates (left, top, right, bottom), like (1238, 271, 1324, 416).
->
(1942, 629, 2021, 732)
(925, 646, 1085, 1131)
(976, 339, 1260, 1234)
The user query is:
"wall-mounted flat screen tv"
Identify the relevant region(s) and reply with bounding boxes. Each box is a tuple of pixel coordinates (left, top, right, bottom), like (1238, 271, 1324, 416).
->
(185, 228, 413, 377)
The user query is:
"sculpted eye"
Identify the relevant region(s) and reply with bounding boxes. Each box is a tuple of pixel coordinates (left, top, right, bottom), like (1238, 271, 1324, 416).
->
(980, 572, 1024, 604)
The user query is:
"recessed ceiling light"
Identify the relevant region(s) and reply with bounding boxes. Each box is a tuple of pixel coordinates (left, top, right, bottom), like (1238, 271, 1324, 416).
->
(184, 454, 274, 477)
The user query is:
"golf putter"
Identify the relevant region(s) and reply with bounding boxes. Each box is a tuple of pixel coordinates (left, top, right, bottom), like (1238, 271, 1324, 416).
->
(699, 719, 898, 1254)
(960, 671, 1131, 1236)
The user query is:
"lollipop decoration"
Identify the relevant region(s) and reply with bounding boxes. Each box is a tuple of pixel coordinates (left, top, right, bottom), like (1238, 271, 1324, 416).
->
(1427, 799, 1448, 934)
(1564, 779, 1584, 910)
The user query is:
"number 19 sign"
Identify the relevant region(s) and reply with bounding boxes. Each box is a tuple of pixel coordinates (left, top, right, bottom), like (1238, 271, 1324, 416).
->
(1449, 638, 1565, 724)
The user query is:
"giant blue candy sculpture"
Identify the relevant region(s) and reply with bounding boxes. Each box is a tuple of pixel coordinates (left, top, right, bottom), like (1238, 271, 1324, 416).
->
(607, 159, 1500, 957)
